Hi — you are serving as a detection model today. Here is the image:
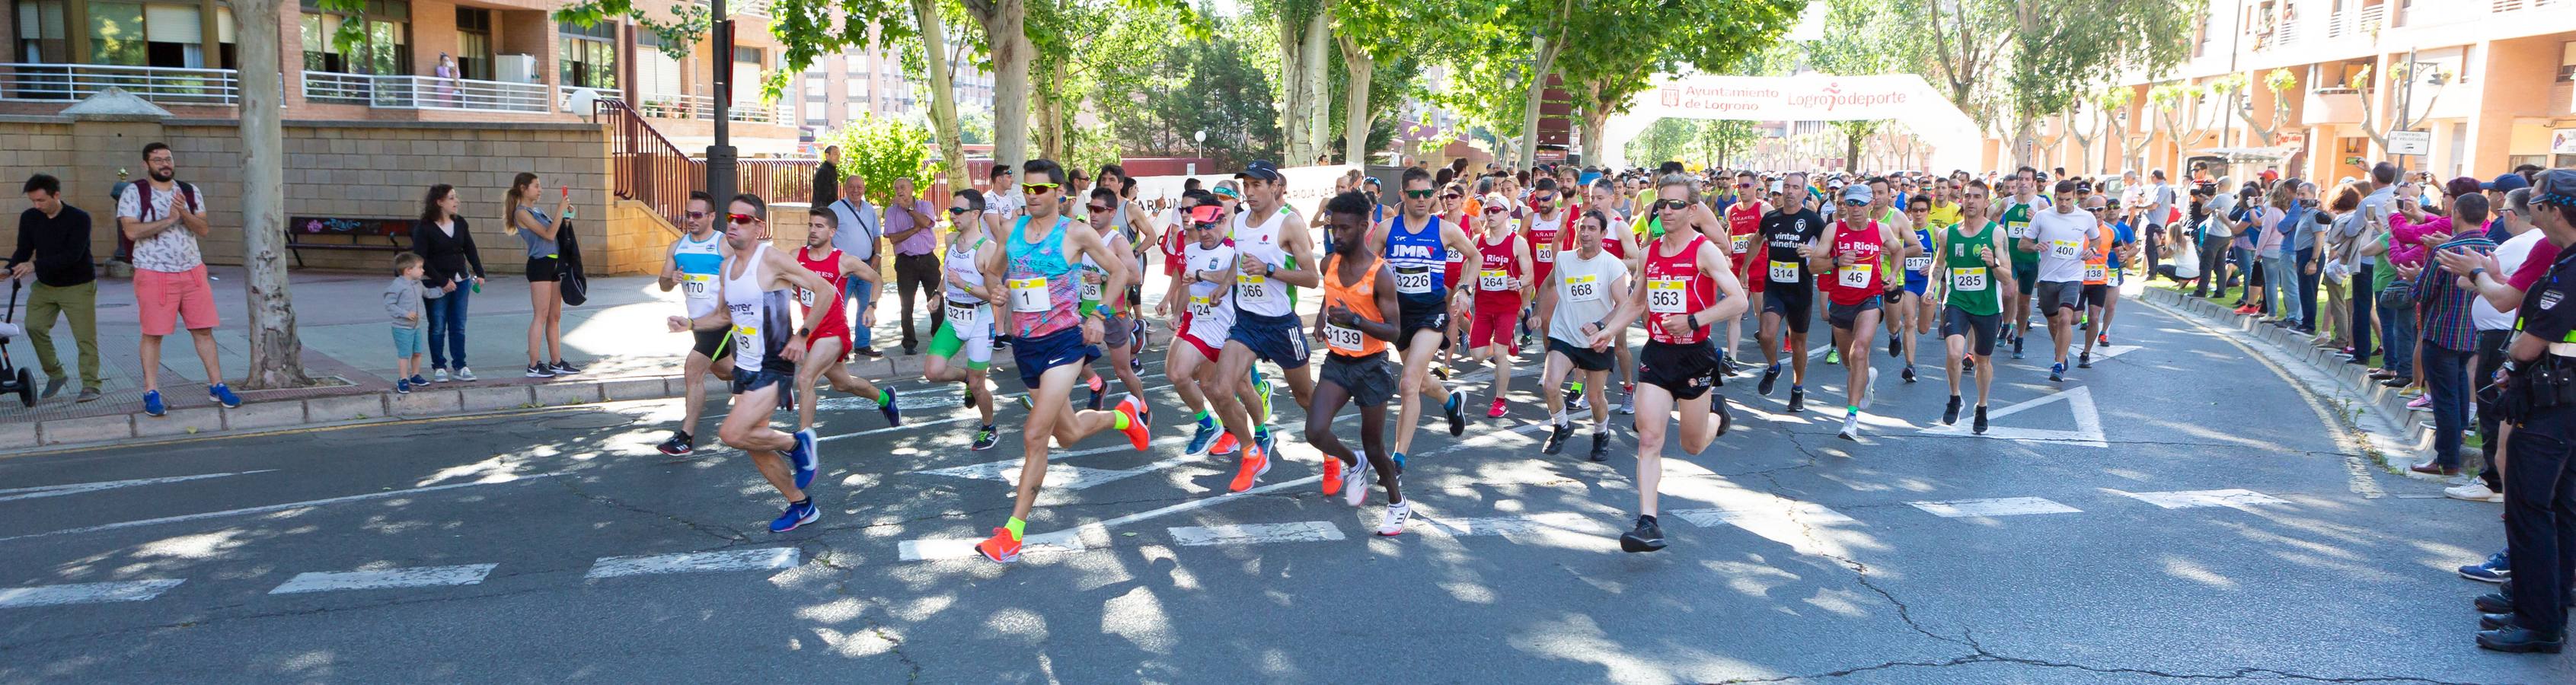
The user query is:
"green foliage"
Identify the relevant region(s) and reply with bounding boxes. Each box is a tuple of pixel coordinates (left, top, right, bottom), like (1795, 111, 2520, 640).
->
(761, 0, 918, 100)
(1695, 120, 1759, 167)
(1109, 13, 1283, 167)
(818, 113, 934, 205)
(552, 1, 710, 59)
(2005, 0, 2199, 126)
(1625, 118, 1697, 167)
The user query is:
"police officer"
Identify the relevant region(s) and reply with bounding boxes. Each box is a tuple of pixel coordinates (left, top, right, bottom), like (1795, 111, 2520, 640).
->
(2478, 168, 2576, 654)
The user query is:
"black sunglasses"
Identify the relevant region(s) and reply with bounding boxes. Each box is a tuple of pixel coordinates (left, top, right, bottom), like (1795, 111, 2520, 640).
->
(946, 207, 972, 215)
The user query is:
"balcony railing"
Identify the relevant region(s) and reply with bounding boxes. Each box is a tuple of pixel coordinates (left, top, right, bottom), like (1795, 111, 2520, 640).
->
(0, 62, 238, 104)
(626, 93, 790, 124)
(2325, 4, 2387, 39)
(2491, 0, 2567, 12)
(302, 71, 555, 113)
(600, 97, 819, 226)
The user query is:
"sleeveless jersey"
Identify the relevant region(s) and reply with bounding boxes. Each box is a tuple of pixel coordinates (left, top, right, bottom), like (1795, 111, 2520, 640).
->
(1473, 231, 1527, 310)
(1524, 210, 1565, 285)
(1725, 202, 1764, 265)
(672, 231, 724, 319)
(942, 235, 991, 337)
(1231, 206, 1294, 317)
(723, 244, 795, 374)
(2001, 199, 2041, 267)
(2083, 230, 2115, 285)
(1181, 238, 1239, 346)
(1005, 215, 1082, 338)
(1321, 255, 1389, 358)
(1642, 234, 1716, 345)
(1823, 220, 1887, 306)
(1547, 249, 1623, 346)
(1385, 213, 1448, 306)
(1942, 221, 2003, 316)
(1903, 228, 1934, 288)
(793, 247, 853, 342)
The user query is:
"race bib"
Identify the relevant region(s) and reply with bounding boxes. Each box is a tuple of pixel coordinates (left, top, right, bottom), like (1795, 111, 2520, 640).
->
(1007, 277, 1051, 313)
(2050, 239, 2081, 260)
(680, 273, 714, 300)
(1081, 278, 1106, 303)
(1768, 260, 1801, 283)
(1188, 294, 1215, 318)
(1646, 279, 1687, 314)
(1836, 263, 1873, 288)
(1950, 266, 1987, 291)
(1479, 269, 1511, 292)
(2083, 263, 2108, 282)
(730, 323, 758, 355)
(1904, 256, 1932, 272)
(1236, 274, 1276, 305)
(1565, 274, 1601, 302)
(1325, 323, 1365, 352)
(1393, 266, 1435, 294)
(2008, 221, 2029, 239)
(1535, 242, 1556, 263)
(1731, 234, 1754, 255)
(796, 287, 818, 309)
(944, 301, 984, 327)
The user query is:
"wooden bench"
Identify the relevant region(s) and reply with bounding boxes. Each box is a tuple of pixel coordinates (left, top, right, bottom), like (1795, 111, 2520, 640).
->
(285, 216, 413, 267)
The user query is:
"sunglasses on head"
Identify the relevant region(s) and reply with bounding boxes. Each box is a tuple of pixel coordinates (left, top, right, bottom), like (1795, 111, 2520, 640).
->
(728, 213, 758, 225)
(1022, 183, 1061, 195)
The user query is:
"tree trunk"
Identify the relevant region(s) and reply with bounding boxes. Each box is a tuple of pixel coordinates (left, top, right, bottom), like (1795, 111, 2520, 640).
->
(1515, 33, 1556, 170)
(969, 0, 1030, 169)
(1579, 107, 1607, 170)
(1034, 59, 1068, 160)
(1337, 34, 1372, 167)
(1298, 10, 1330, 164)
(915, 0, 967, 192)
(232, 0, 308, 390)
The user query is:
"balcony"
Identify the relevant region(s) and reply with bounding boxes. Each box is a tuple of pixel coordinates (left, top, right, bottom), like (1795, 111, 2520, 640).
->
(2325, 4, 2386, 39)
(2491, 0, 2568, 12)
(0, 63, 237, 105)
(2303, 87, 2364, 126)
(625, 93, 791, 124)
(302, 72, 554, 113)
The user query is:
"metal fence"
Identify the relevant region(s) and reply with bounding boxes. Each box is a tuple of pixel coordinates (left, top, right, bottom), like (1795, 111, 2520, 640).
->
(0, 62, 238, 104)
(302, 72, 554, 113)
(601, 98, 821, 225)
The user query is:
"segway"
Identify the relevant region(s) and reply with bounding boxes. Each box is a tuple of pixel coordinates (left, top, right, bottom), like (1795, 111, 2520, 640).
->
(0, 278, 34, 407)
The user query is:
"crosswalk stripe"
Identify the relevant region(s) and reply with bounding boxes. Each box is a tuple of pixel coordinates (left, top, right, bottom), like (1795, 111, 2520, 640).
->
(268, 564, 498, 594)
(2114, 489, 2290, 510)
(585, 548, 799, 579)
(1671, 502, 1857, 528)
(0, 579, 186, 609)
(1167, 521, 1345, 546)
(1908, 496, 2083, 518)
(897, 530, 1087, 562)
(1418, 514, 1611, 537)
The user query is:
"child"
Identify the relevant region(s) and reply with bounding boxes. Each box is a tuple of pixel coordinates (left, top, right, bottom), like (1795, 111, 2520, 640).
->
(384, 253, 452, 393)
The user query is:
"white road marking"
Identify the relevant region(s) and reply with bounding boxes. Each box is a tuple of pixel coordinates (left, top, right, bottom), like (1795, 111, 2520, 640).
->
(1417, 513, 1611, 537)
(1671, 501, 1857, 528)
(0, 470, 279, 503)
(912, 437, 1192, 489)
(2112, 489, 2290, 510)
(586, 547, 800, 579)
(1909, 496, 2083, 518)
(898, 530, 1088, 561)
(269, 564, 497, 594)
(0, 579, 185, 609)
(0, 473, 560, 543)
(1915, 385, 2107, 447)
(816, 416, 978, 442)
(1167, 521, 1345, 546)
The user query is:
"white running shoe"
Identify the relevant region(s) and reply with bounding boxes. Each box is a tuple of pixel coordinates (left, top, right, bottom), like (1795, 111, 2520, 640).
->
(433, 368, 450, 383)
(2444, 481, 2505, 503)
(1375, 501, 1412, 537)
(453, 366, 477, 381)
(1859, 367, 1879, 410)
(1343, 458, 1373, 507)
(1838, 413, 1862, 440)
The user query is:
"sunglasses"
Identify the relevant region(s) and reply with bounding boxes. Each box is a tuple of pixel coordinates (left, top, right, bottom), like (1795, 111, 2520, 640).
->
(1656, 200, 1690, 211)
(728, 213, 758, 225)
(1844, 199, 1869, 206)
(1087, 204, 1113, 213)
(1482, 206, 1508, 215)
(946, 207, 971, 215)
(1738, 183, 1755, 188)
(1404, 189, 1437, 199)
(1022, 183, 1061, 195)
(685, 211, 707, 220)
(1191, 221, 1224, 231)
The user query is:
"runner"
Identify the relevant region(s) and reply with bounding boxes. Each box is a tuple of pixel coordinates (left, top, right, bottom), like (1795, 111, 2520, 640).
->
(1307, 191, 1410, 534)
(654, 191, 733, 456)
(1591, 186, 1745, 553)
(922, 189, 1002, 451)
(2076, 193, 2128, 368)
(1804, 183, 1912, 439)
(1583, 177, 1646, 413)
(1441, 181, 1479, 377)
(789, 209, 902, 432)
(1755, 171, 1827, 413)
(1518, 178, 1570, 352)
(1077, 187, 1149, 414)
(1929, 181, 2013, 432)
(1725, 170, 1770, 374)
(1998, 167, 2049, 359)
(974, 158, 1151, 564)
(1205, 161, 1325, 493)
(1894, 195, 1937, 382)
(1535, 209, 1628, 461)
(1372, 167, 1478, 472)
(1470, 192, 1535, 418)
(1164, 197, 1243, 457)
(2022, 179, 2102, 382)
(662, 194, 835, 533)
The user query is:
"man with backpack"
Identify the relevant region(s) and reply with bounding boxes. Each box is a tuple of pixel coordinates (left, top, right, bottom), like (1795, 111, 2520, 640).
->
(117, 142, 239, 416)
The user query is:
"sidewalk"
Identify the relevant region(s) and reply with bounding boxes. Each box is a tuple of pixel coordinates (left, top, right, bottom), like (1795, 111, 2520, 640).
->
(0, 264, 1308, 450)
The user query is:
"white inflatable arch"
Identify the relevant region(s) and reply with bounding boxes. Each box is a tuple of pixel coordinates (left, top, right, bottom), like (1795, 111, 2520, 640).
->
(1601, 73, 1982, 173)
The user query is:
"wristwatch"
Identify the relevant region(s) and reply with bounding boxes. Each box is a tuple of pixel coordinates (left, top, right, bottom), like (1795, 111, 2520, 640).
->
(2470, 266, 2487, 280)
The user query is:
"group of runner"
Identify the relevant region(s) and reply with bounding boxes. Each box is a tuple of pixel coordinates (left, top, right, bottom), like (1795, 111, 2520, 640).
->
(646, 158, 2143, 559)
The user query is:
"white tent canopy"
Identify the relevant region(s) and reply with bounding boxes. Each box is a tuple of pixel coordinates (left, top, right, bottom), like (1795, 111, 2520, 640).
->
(1601, 73, 1981, 173)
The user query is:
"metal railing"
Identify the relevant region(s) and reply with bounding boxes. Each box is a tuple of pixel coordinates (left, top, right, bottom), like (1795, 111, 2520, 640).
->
(600, 99, 819, 227)
(2490, 0, 2564, 11)
(2325, 4, 2387, 38)
(0, 62, 238, 104)
(627, 92, 790, 123)
(302, 71, 554, 113)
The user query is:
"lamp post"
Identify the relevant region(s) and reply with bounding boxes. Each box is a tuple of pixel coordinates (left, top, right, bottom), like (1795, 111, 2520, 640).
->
(707, 0, 736, 204)
(1195, 129, 1208, 173)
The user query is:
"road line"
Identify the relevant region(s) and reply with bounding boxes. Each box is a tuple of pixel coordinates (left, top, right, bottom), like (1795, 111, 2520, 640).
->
(0, 579, 186, 609)
(1418, 513, 1610, 537)
(0, 473, 560, 543)
(0, 470, 279, 503)
(2112, 489, 2290, 510)
(269, 564, 498, 594)
(1908, 496, 2083, 518)
(1167, 521, 1345, 546)
(1671, 501, 1857, 528)
(586, 547, 800, 579)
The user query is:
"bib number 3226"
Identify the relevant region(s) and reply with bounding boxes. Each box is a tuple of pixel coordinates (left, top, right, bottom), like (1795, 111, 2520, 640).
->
(1394, 266, 1434, 294)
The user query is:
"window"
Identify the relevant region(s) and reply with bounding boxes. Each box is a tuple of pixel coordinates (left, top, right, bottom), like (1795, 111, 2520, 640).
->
(805, 74, 825, 102)
(845, 75, 865, 98)
(729, 46, 763, 104)
(14, 0, 65, 62)
(86, 2, 222, 68)
(634, 32, 681, 99)
(2560, 42, 2575, 82)
(300, 0, 409, 75)
(559, 21, 617, 89)
(454, 7, 492, 80)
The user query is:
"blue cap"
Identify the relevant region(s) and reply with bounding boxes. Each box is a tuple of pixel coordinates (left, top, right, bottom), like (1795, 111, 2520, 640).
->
(2484, 173, 2530, 192)
(1235, 161, 1285, 183)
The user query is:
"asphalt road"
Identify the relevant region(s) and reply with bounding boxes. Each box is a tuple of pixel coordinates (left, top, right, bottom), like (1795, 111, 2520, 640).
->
(2, 299, 2568, 684)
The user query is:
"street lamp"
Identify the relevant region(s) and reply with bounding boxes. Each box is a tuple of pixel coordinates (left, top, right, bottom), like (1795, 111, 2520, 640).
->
(1195, 129, 1208, 173)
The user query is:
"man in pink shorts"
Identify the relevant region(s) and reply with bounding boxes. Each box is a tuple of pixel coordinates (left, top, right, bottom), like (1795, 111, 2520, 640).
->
(119, 142, 238, 416)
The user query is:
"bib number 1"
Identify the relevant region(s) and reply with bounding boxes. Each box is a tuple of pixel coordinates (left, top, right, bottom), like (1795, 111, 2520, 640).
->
(1007, 277, 1051, 313)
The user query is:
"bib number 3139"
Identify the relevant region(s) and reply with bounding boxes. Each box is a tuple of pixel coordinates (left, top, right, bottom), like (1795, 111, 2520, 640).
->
(1325, 323, 1364, 352)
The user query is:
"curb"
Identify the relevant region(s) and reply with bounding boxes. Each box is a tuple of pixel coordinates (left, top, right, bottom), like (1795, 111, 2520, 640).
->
(2140, 288, 2451, 482)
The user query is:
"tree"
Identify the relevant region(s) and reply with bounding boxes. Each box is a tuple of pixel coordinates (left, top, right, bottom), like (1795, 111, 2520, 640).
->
(2149, 81, 2213, 178)
(1624, 117, 1696, 167)
(1328, 0, 1457, 166)
(1693, 119, 1759, 168)
(233, 0, 319, 389)
(1805, 0, 1913, 173)
(818, 114, 934, 205)
(2206, 68, 2298, 147)
(1111, 17, 1284, 167)
(2000, 0, 2198, 168)
(2349, 58, 2451, 156)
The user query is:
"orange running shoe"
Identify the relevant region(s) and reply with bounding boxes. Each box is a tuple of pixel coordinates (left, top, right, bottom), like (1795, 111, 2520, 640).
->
(1322, 454, 1345, 495)
(1113, 397, 1150, 451)
(975, 527, 1021, 563)
(1210, 431, 1240, 456)
(1228, 445, 1272, 493)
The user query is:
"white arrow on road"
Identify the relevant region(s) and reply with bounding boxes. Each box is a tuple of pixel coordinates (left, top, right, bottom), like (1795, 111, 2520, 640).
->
(1915, 385, 2107, 448)
(0, 470, 279, 504)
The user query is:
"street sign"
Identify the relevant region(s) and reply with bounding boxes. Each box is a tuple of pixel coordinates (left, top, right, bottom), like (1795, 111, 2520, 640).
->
(2386, 129, 2431, 156)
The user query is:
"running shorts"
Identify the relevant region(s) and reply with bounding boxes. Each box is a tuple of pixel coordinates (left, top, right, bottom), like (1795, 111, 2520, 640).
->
(729, 368, 797, 412)
(1762, 285, 1814, 335)
(1469, 304, 1518, 350)
(2013, 261, 2040, 295)
(928, 320, 993, 370)
(1547, 337, 1612, 372)
(1397, 301, 1451, 352)
(1940, 305, 2000, 357)
(1827, 295, 1883, 331)
(2035, 280, 2083, 314)
(1227, 309, 1311, 370)
(692, 327, 730, 359)
(2081, 283, 2112, 310)
(1320, 351, 1397, 407)
(1011, 327, 1099, 389)
(1638, 339, 1719, 401)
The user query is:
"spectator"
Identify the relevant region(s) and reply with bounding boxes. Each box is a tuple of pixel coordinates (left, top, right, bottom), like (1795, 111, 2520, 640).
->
(2402, 193, 2495, 476)
(2253, 181, 2298, 327)
(2290, 180, 2329, 334)
(502, 171, 579, 378)
(2436, 186, 2544, 503)
(382, 252, 452, 394)
(824, 173, 884, 358)
(812, 145, 841, 209)
(883, 176, 939, 355)
(7, 173, 101, 403)
(411, 183, 486, 382)
(985, 164, 1023, 234)
(117, 142, 238, 416)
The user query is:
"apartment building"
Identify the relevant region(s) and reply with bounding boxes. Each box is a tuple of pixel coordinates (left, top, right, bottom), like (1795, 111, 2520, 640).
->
(785, 30, 995, 139)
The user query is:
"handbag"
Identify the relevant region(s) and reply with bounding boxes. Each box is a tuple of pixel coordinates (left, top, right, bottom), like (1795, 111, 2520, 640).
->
(557, 219, 590, 307)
